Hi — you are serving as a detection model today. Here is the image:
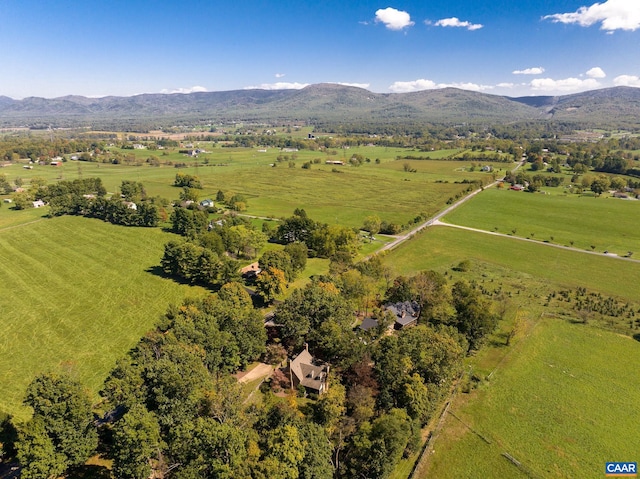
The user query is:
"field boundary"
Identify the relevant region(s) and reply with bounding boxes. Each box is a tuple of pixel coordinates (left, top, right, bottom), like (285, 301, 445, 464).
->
(433, 220, 640, 264)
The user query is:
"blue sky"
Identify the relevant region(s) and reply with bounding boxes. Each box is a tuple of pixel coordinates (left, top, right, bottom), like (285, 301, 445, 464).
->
(0, 0, 638, 99)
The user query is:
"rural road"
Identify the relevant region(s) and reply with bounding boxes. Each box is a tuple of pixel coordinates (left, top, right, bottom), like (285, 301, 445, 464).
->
(377, 179, 500, 254)
(372, 158, 639, 263)
(432, 219, 640, 263)
(376, 159, 529, 254)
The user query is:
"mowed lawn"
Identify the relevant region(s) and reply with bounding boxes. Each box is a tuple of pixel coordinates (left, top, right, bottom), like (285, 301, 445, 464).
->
(423, 318, 640, 478)
(0, 215, 204, 419)
(442, 188, 640, 256)
(386, 226, 640, 302)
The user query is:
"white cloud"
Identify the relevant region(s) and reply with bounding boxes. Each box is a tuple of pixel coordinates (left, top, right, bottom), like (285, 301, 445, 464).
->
(275, 73, 286, 78)
(613, 74, 640, 87)
(375, 7, 415, 30)
(543, 0, 640, 32)
(513, 67, 545, 75)
(388, 79, 437, 92)
(160, 86, 207, 94)
(586, 67, 606, 78)
(388, 79, 491, 93)
(330, 82, 371, 89)
(434, 17, 483, 30)
(496, 82, 515, 88)
(529, 77, 601, 92)
(244, 82, 309, 90)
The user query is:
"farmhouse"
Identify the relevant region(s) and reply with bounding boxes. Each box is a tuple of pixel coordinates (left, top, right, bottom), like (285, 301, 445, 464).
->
(325, 160, 345, 165)
(385, 301, 420, 330)
(200, 199, 214, 208)
(288, 344, 329, 396)
(32, 200, 45, 208)
(123, 201, 137, 210)
(510, 184, 525, 191)
(50, 161, 62, 167)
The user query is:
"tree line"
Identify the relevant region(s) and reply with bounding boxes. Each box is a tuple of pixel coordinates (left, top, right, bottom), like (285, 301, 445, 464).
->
(26, 178, 161, 227)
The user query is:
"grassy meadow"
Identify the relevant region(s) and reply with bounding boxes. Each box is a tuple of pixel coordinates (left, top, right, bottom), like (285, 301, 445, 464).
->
(0, 215, 206, 419)
(422, 318, 640, 479)
(2, 144, 500, 228)
(3, 140, 640, 479)
(442, 187, 640, 256)
(385, 226, 640, 303)
(385, 218, 640, 478)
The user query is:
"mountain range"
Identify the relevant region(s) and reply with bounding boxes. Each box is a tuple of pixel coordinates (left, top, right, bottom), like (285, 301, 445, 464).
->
(1, 84, 639, 129)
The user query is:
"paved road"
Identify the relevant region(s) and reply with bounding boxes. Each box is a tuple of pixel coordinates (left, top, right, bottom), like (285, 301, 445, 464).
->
(377, 159, 530, 254)
(378, 180, 500, 254)
(373, 156, 638, 264)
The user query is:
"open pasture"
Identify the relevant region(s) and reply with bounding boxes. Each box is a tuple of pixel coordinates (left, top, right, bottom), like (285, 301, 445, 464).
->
(423, 318, 640, 478)
(2, 146, 500, 228)
(0, 216, 204, 419)
(385, 226, 640, 303)
(442, 188, 640, 257)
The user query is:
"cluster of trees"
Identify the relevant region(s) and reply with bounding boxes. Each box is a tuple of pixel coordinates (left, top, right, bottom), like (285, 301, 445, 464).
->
(254, 244, 307, 303)
(171, 211, 267, 257)
(174, 172, 202, 189)
(504, 171, 565, 192)
(162, 211, 269, 287)
(275, 209, 359, 259)
(0, 137, 107, 162)
(32, 178, 160, 227)
(13, 374, 98, 477)
(0, 174, 16, 195)
(210, 190, 248, 212)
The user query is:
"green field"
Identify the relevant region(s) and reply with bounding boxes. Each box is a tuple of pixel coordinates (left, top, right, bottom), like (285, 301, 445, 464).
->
(385, 219, 640, 478)
(1, 146, 499, 228)
(0, 216, 206, 419)
(385, 226, 640, 302)
(423, 318, 640, 478)
(442, 188, 640, 256)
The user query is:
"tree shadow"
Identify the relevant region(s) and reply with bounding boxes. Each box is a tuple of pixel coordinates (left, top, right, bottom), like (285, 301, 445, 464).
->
(145, 265, 192, 285)
(0, 463, 20, 479)
(633, 333, 640, 343)
(66, 465, 112, 479)
(487, 332, 509, 348)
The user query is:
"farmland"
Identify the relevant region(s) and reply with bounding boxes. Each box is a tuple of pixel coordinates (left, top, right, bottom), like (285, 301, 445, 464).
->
(2, 144, 501, 228)
(442, 187, 640, 256)
(2, 132, 640, 478)
(385, 225, 640, 303)
(0, 215, 205, 419)
(422, 317, 640, 479)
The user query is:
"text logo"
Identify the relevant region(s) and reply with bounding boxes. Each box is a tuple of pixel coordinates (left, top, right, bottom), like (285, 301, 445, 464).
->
(606, 463, 637, 477)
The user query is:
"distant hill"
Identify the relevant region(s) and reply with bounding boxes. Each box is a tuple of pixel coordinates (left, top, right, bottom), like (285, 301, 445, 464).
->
(0, 83, 638, 129)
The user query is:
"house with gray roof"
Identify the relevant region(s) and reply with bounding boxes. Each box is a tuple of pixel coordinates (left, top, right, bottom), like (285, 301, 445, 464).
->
(288, 344, 329, 395)
(386, 301, 420, 330)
